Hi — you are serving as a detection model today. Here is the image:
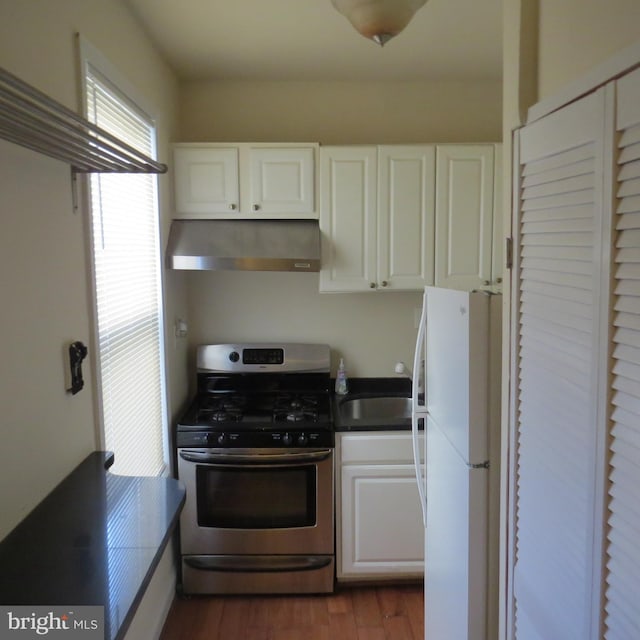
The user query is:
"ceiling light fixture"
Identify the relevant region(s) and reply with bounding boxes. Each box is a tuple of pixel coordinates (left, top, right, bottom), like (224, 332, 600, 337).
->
(331, 0, 428, 46)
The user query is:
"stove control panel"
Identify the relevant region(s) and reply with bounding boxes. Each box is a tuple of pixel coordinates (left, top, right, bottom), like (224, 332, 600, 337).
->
(176, 429, 334, 449)
(240, 348, 284, 365)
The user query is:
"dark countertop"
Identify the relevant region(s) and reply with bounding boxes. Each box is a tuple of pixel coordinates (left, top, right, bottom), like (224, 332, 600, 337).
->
(332, 377, 413, 432)
(0, 451, 185, 640)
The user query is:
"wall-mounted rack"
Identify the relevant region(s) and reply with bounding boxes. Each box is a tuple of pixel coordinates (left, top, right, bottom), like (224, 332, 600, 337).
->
(0, 65, 167, 174)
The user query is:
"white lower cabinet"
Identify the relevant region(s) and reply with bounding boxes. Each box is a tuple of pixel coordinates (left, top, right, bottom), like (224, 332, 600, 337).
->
(336, 432, 424, 580)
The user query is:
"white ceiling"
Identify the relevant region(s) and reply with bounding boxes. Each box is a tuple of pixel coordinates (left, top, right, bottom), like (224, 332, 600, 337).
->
(125, 0, 502, 82)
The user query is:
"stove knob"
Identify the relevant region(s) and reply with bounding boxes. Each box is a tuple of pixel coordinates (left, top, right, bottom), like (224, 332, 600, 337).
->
(229, 351, 240, 363)
(283, 433, 293, 446)
(217, 433, 227, 445)
(297, 433, 308, 446)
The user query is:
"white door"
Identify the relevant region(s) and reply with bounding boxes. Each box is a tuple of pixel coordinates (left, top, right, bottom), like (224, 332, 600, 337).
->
(173, 146, 239, 217)
(319, 146, 377, 292)
(426, 415, 488, 640)
(425, 287, 489, 464)
(602, 65, 640, 640)
(248, 147, 315, 216)
(435, 145, 495, 290)
(509, 87, 611, 640)
(341, 463, 424, 576)
(377, 145, 435, 289)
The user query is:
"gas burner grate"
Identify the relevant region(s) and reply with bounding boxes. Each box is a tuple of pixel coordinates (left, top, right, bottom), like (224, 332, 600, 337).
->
(197, 395, 246, 423)
(272, 394, 320, 423)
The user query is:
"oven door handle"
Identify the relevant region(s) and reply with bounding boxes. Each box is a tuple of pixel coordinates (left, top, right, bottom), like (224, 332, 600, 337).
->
(183, 554, 333, 574)
(178, 449, 333, 466)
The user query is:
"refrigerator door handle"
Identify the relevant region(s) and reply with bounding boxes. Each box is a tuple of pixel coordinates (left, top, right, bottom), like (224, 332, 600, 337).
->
(412, 293, 428, 527)
(412, 293, 427, 413)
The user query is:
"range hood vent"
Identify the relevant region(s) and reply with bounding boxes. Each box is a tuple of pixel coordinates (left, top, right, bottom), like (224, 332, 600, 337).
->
(166, 219, 321, 272)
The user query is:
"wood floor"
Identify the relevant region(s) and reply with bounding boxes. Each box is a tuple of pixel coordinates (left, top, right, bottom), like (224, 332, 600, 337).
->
(159, 583, 424, 640)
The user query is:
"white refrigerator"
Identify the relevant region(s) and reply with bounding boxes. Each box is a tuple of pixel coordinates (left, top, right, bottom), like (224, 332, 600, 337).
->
(411, 286, 501, 640)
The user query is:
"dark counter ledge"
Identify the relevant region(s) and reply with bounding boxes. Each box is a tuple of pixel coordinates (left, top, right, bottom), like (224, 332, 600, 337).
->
(0, 451, 186, 640)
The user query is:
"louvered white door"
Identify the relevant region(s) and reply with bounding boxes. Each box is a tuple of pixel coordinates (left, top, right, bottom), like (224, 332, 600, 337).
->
(509, 88, 612, 640)
(604, 66, 640, 640)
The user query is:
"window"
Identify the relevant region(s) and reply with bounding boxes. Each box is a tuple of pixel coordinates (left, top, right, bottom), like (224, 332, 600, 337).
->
(82, 45, 167, 477)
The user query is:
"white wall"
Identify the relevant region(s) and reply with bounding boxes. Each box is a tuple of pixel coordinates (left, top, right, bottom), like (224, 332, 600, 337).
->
(179, 79, 502, 144)
(187, 271, 422, 381)
(178, 78, 502, 376)
(537, 0, 640, 99)
(0, 0, 184, 538)
(0, 1, 185, 637)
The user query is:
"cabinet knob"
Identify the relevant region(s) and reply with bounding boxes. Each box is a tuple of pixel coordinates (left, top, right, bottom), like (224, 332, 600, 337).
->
(483, 280, 490, 286)
(253, 204, 260, 211)
(229, 203, 237, 211)
(496, 277, 503, 284)
(381, 280, 388, 287)
(369, 282, 376, 289)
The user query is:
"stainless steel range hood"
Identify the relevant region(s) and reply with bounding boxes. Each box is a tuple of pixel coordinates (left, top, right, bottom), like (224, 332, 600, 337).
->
(165, 219, 321, 272)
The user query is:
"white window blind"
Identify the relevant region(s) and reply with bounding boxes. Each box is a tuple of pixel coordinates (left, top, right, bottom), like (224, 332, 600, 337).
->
(511, 89, 608, 640)
(604, 67, 640, 640)
(85, 63, 167, 477)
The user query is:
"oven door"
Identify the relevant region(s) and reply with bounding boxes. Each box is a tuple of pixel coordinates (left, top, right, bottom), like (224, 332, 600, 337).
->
(177, 448, 334, 556)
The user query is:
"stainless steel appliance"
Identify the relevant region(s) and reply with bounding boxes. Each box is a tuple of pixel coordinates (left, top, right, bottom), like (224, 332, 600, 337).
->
(176, 343, 335, 595)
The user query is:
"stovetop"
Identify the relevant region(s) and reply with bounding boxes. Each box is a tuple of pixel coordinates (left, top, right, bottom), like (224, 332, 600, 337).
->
(176, 388, 334, 448)
(176, 343, 334, 449)
(177, 388, 332, 431)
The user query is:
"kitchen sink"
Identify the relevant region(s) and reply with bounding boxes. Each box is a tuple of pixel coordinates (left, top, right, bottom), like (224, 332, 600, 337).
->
(338, 395, 412, 422)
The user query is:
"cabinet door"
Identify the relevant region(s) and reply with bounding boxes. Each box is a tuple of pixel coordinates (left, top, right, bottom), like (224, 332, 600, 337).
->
(435, 145, 495, 290)
(173, 146, 239, 217)
(378, 146, 436, 290)
(340, 464, 424, 577)
(319, 147, 377, 292)
(248, 147, 315, 216)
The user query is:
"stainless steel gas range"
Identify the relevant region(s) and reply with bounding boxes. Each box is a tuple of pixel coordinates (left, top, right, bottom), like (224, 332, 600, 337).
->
(176, 343, 335, 595)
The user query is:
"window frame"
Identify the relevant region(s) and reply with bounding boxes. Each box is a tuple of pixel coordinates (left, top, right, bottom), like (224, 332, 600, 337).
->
(78, 36, 169, 476)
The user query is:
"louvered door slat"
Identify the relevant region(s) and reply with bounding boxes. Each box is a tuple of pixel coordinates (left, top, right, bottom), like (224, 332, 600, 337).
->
(617, 212, 640, 229)
(521, 243, 593, 261)
(522, 173, 596, 199)
(619, 141, 640, 164)
(617, 177, 640, 198)
(520, 203, 593, 223)
(522, 142, 595, 176)
(618, 158, 640, 181)
(619, 122, 640, 146)
(605, 65, 640, 640)
(522, 158, 594, 188)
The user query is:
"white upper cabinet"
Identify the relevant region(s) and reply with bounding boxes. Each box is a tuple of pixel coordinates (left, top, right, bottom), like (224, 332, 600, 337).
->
(434, 144, 502, 291)
(174, 145, 239, 216)
(320, 145, 435, 292)
(378, 146, 436, 290)
(248, 147, 315, 215)
(172, 143, 318, 219)
(319, 146, 378, 292)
